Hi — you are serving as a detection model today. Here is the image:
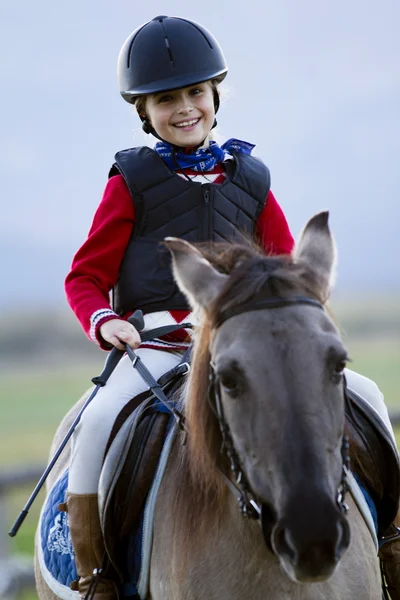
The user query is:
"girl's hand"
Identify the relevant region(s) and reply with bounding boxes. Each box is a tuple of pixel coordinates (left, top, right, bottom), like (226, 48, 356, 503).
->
(99, 318, 141, 350)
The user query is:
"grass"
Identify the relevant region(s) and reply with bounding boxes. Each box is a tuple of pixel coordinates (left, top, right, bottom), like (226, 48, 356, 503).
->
(1, 363, 101, 600)
(0, 362, 100, 465)
(343, 337, 399, 408)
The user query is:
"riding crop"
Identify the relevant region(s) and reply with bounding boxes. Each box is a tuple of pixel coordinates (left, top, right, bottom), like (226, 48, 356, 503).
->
(8, 310, 145, 537)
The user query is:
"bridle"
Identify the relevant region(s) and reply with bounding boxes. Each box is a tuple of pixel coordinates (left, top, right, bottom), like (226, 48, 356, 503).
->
(208, 295, 350, 521)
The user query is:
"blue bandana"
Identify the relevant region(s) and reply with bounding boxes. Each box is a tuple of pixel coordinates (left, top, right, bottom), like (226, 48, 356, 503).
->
(154, 138, 255, 172)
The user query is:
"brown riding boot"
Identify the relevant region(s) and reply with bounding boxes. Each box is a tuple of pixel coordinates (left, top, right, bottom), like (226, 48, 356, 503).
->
(63, 492, 119, 600)
(379, 525, 400, 600)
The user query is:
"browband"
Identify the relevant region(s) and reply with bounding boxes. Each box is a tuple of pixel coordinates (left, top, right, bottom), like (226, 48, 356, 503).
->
(215, 296, 324, 328)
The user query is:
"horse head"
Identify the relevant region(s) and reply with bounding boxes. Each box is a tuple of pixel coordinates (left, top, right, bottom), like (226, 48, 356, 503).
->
(165, 211, 351, 584)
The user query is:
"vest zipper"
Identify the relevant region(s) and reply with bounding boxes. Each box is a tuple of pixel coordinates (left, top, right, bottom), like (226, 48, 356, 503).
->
(203, 188, 211, 240)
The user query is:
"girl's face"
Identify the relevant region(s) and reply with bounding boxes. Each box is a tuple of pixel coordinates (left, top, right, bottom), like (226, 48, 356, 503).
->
(145, 82, 215, 147)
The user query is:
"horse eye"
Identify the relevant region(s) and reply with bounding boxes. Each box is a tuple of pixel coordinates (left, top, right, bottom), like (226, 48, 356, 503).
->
(331, 358, 347, 384)
(217, 362, 245, 396)
(335, 359, 347, 374)
(220, 374, 238, 392)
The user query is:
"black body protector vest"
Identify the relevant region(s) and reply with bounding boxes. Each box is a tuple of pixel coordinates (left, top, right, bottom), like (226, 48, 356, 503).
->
(110, 147, 270, 315)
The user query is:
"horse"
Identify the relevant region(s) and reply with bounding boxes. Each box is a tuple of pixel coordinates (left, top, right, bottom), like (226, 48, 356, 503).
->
(35, 211, 382, 599)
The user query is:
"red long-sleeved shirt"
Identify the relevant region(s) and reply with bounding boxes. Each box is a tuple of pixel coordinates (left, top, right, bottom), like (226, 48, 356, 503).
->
(65, 165, 294, 348)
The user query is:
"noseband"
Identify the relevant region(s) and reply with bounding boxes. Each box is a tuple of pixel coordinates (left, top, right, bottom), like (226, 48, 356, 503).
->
(208, 295, 350, 521)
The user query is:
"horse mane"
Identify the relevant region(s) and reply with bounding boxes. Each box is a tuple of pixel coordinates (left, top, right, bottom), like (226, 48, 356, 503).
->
(182, 241, 328, 513)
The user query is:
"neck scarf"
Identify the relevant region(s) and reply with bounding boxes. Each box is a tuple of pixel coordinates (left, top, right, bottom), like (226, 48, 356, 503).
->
(154, 138, 255, 172)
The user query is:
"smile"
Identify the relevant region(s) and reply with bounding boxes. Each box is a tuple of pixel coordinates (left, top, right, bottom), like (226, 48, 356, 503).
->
(173, 118, 200, 128)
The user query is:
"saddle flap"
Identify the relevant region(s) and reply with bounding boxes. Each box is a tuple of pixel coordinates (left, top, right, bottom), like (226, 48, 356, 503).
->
(110, 410, 170, 540)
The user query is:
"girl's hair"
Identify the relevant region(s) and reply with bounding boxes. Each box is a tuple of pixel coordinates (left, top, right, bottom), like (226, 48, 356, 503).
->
(134, 94, 147, 119)
(134, 78, 222, 121)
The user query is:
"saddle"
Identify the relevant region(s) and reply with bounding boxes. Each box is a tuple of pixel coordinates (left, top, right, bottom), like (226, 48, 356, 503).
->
(98, 355, 400, 586)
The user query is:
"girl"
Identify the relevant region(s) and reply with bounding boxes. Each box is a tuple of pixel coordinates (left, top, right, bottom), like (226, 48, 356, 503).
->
(64, 15, 400, 599)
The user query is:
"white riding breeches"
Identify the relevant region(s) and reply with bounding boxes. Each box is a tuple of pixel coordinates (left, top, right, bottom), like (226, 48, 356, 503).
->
(68, 347, 183, 494)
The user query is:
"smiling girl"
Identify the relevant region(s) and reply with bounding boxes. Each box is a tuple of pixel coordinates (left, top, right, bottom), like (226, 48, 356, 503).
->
(65, 13, 399, 600)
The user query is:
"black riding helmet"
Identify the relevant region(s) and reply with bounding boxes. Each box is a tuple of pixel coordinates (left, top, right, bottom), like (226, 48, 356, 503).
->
(117, 15, 228, 135)
(118, 15, 227, 101)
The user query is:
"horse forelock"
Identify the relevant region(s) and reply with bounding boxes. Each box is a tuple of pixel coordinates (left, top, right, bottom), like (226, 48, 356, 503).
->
(170, 317, 227, 566)
(208, 249, 328, 328)
(185, 319, 226, 503)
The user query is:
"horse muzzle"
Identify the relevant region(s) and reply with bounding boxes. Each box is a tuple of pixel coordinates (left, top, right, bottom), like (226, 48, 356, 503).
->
(270, 497, 351, 583)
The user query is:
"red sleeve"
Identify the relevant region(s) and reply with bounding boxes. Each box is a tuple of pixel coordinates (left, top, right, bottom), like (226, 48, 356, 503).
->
(65, 174, 135, 347)
(256, 190, 295, 255)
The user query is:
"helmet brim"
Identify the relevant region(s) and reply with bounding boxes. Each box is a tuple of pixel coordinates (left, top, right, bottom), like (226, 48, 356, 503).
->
(121, 69, 227, 104)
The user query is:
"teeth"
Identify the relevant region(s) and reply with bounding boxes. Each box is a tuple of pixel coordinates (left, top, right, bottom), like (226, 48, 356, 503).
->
(175, 118, 199, 128)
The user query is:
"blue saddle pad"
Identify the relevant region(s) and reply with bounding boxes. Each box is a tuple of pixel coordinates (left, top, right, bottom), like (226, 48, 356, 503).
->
(38, 469, 143, 598)
(355, 474, 378, 533)
(38, 469, 77, 593)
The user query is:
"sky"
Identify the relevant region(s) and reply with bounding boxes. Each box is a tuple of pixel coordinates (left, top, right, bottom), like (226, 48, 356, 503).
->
(1, 0, 399, 311)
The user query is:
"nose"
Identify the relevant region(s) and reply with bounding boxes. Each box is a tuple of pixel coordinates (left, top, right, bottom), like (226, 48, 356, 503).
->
(177, 105, 193, 115)
(177, 96, 193, 114)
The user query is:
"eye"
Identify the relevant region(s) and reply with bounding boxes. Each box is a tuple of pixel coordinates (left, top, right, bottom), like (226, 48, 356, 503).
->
(331, 357, 348, 384)
(335, 359, 347, 374)
(215, 358, 246, 397)
(220, 373, 238, 393)
(189, 86, 203, 96)
(158, 94, 173, 103)
(217, 363, 246, 397)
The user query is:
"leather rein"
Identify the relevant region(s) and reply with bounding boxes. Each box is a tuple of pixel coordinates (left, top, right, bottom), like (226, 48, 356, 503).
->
(208, 295, 350, 521)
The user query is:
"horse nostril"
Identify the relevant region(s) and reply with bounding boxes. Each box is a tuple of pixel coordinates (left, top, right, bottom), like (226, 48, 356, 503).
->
(335, 516, 351, 561)
(273, 524, 297, 564)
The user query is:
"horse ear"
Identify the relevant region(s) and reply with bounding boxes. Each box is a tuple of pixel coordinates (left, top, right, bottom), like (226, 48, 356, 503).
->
(164, 237, 228, 310)
(293, 211, 337, 297)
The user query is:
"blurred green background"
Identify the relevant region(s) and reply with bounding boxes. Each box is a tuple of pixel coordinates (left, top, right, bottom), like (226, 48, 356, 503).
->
(1, 296, 399, 598)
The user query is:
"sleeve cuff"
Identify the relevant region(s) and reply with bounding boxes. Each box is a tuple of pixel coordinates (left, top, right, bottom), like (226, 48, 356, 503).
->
(89, 309, 123, 350)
